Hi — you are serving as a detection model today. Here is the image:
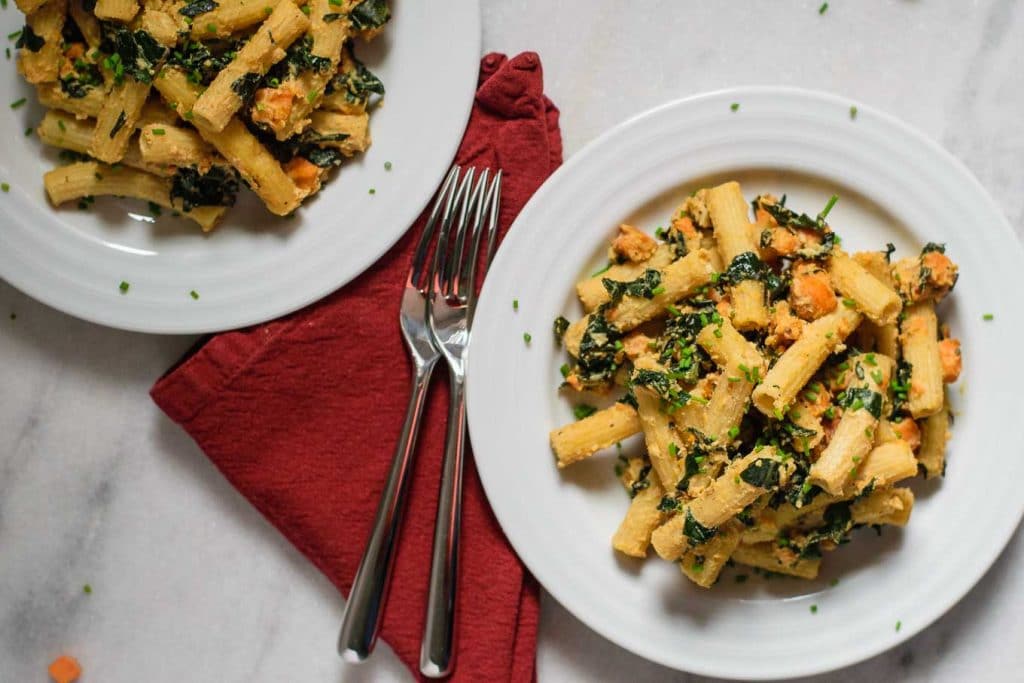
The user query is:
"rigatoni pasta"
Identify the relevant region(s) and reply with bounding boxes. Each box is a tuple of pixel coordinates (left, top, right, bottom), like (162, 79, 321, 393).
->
(549, 183, 962, 587)
(13, 0, 390, 230)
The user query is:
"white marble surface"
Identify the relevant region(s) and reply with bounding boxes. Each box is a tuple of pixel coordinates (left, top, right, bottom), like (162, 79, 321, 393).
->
(2, 1, 1023, 681)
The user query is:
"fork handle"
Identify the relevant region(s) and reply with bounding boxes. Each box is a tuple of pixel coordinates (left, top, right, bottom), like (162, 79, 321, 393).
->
(338, 361, 438, 663)
(420, 372, 467, 678)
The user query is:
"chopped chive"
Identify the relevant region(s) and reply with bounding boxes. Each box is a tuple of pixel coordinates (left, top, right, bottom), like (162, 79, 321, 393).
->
(842, 298, 856, 308)
(8, 30, 21, 40)
(650, 285, 666, 296)
(982, 313, 994, 321)
(384, 161, 392, 171)
(206, 23, 217, 33)
(849, 105, 858, 120)
(820, 194, 839, 218)
(895, 620, 902, 632)
(591, 262, 612, 277)
(864, 352, 877, 366)
(523, 332, 532, 344)
(512, 299, 519, 311)
(190, 290, 200, 300)
(300, 3, 310, 13)
(368, 188, 376, 195)
(810, 604, 818, 614)
(819, 2, 828, 14)
(151, 128, 166, 136)
(82, 584, 92, 594)
(730, 102, 740, 112)
(10, 97, 27, 109)
(668, 442, 679, 457)
(559, 363, 570, 378)
(119, 281, 130, 294)
(728, 376, 740, 383)
(264, 6, 272, 14)
(727, 426, 740, 439)
(306, 89, 318, 103)
(0, 183, 8, 193)
(829, 578, 839, 587)
(25, 126, 33, 136)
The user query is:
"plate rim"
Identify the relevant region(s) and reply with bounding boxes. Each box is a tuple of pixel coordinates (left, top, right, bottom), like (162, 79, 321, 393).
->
(0, 0, 481, 334)
(467, 85, 1024, 679)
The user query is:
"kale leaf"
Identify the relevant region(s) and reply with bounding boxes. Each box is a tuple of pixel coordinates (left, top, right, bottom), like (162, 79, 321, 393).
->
(179, 0, 219, 17)
(231, 72, 261, 103)
(835, 387, 883, 419)
(602, 268, 661, 301)
(170, 166, 240, 212)
(349, 0, 390, 30)
(740, 456, 781, 489)
(15, 25, 45, 52)
(683, 508, 717, 545)
(328, 53, 385, 104)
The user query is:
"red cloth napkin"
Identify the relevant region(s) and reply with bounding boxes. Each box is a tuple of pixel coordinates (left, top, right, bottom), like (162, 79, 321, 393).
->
(151, 53, 562, 682)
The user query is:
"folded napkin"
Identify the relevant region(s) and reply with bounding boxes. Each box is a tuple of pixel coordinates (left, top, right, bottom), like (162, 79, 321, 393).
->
(151, 53, 562, 682)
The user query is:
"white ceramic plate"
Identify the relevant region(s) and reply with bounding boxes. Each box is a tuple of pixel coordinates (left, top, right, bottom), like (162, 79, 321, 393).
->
(0, 0, 479, 333)
(467, 87, 1024, 680)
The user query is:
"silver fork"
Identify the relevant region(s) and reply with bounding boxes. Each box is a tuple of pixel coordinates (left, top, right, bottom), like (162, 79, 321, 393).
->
(420, 168, 503, 678)
(337, 165, 462, 663)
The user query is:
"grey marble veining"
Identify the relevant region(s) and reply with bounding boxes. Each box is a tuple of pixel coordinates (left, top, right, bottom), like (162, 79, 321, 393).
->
(2, 1, 1023, 681)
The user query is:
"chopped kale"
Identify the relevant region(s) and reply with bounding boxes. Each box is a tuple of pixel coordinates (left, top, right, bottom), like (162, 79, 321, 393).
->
(797, 502, 853, 558)
(327, 51, 385, 104)
(921, 242, 946, 254)
(170, 166, 240, 211)
(100, 25, 167, 84)
(349, 0, 390, 30)
(60, 62, 103, 98)
(179, 0, 219, 17)
(740, 456, 781, 489)
(303, 146, 344, 168)
(683, 508, 717, 545)
(573, 306, 622, 387)
(657, 496, 683, 513)
(882, 242, 896, 262)
(602, 268, 662, 301)
(632, 369, 696, 409)
(889, 359, 912, 417)
(168, 39, 233, 86)
(264, 35, 331, 84)
(231, 72, 261, 103)
(835, 387, 883, 419)
(721, 251, 784, 299)
(108, 110, 127, 139)
(553, 315, 570, 342)
(629, 464, 652, 498)
(15, 25, 45, 52)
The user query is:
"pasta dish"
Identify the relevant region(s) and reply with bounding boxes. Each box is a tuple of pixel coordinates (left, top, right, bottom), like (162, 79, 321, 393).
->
(13, 0, 388, 230)
(549, 181, 960, 586)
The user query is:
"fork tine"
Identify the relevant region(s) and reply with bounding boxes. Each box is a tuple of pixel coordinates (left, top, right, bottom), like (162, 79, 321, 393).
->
(483, 170, 503, 269)
(437, 169, 476, 297)
(452, 169, 490, 299)
(431, 168, 474, 300)
(460, 171, 497, 301)
(446, 169, 484, 296)
(409, 166, 461, 290)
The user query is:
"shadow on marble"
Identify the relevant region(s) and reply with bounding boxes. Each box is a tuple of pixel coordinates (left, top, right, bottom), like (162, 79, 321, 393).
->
(538, 521, 1022, 682)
